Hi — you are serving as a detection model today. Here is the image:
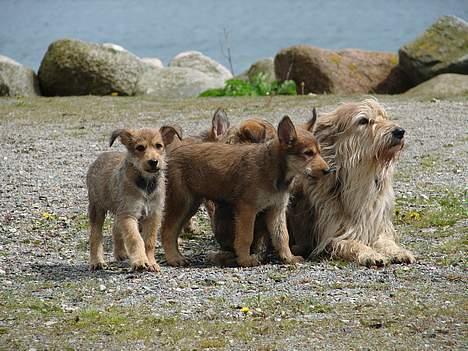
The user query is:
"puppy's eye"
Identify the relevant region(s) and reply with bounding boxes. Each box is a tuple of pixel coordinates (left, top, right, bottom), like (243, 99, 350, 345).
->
(136, 145, 146, 152)
(304, 150, 315, 157)
(358, 118, 369, 125)
(155, 143, 163, 150)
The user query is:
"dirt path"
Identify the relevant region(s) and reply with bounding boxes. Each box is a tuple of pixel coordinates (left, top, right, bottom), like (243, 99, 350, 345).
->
(0, 95, 466, 350)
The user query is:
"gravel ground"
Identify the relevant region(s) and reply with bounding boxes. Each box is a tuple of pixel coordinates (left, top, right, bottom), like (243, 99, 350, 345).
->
(0, 95, 466, 350)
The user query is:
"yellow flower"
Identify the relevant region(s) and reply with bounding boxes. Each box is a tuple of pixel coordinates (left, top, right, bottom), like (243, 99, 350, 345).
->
(41, 212, 56, 220)
(240, 307, 250, 314)
(111, 92, 118, 96)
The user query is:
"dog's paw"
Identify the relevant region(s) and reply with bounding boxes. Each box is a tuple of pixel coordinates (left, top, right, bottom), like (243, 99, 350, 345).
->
(113, 251, 128, 261)
(166, 255, 190, 267)
(89, 260, 107, 271)
(391, 249, 416, 264)
(130, 257, 150, 272)
(358, 251, 389, 268)
(207, 250, 237, 267)
(237, 255, 260, 267)
(183, 220, 200, 235)
(288, 255, 305, 264)
(146, 261, 161, 273)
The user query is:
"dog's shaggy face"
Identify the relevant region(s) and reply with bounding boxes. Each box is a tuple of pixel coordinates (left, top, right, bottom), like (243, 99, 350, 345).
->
(313, 100, 405, 168)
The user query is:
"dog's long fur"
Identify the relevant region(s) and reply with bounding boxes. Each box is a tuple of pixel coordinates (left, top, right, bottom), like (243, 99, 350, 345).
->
(161, 116, 329, 267)
(288, 99, 415, 266)
(86, 126, 180, 272)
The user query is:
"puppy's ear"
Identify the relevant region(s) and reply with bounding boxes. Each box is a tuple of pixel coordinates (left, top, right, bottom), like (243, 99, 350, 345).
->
(160, 125, 182, 146)
(211, 108, 230, 138)
(304, 108, 318, 132)
(239, 120, 267, 143)
(109, 129, 134, 147)
(277, 116, 297, 146)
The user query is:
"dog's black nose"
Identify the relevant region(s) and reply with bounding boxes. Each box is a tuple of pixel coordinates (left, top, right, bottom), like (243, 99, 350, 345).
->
(392, 128, 405, 139)
(148, 159, 159, 168)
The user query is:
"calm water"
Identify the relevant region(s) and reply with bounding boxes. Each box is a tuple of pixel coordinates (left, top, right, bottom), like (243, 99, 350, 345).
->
(1, 0, 467, 74)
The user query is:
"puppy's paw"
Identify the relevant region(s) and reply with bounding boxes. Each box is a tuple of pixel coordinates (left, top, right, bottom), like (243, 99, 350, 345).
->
(358, 251, 388, 268)
(166, 254, 189, 267)
(391, 249, 416, 264)
(89, 260, 107, 271)
(207, 250, 237, 267)
(237, 255, 260, 267)
(130, 257, 150, 272)
(285, 255, 305, 265)
(147, 261, 161, 273)
(113, 250, 128, 262)
(183, 220, 200, 235)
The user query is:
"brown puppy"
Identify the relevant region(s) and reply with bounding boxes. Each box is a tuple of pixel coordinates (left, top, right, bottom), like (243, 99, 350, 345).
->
(87, 126, 180, 272)
(161, 116, 330, 267)
(208, 118, 277, 264)
(288, 99, 416, 267)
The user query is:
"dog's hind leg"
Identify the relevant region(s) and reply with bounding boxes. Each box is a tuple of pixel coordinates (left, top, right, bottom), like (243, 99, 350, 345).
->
(373, 235, 416, 264)
(140, 214, 162, 272)
(329, 239, 389, 267)
(265, 208, 304, 264)
(88, 204, 107, 270)
(112, 222, 128, 262)
(162, 199, 201, 266)
(233, 203, 259, 267)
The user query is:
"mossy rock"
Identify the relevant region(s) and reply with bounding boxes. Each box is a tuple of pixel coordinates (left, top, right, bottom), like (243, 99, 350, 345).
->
(169, 51, 232, 85)
(399, 16, 468, 85)
(0, 55, 40, 96)
(404, 73, 468, 97)
(135, 66, 223, 98)
(38, 39, 146, 96)
(274, 45, 410, 94)
(235, 58, 276, 84)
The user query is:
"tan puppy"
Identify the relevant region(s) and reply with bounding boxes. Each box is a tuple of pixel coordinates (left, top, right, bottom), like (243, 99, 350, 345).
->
(161, 116, 330, 267)
(288, 99, 416, 267)
(87, 126, 180, 272)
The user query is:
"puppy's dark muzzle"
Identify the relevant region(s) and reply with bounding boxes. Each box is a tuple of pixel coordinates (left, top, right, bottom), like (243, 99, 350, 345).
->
(322, 167, 336, 175)
(147, 159, 160, 172)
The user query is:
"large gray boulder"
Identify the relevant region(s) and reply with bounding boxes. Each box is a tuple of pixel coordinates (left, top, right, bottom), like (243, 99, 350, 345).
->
(135, 66, 223, 98)
(38, 39, 146, 96)
(404, 73, 468, 97)
(275, 45, 410, 94)
(235, 58, 276, 84)
(169, 51, 232, 84)
(0, 55, 40, 96)
(399, 16, 468, 85)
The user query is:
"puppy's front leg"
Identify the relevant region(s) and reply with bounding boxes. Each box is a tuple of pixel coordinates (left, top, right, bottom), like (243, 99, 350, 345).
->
(116, 216, 149, 271)
(265, 208, 304, 264)
(234, 204, 259, 267)
(140, 214, 162, 272)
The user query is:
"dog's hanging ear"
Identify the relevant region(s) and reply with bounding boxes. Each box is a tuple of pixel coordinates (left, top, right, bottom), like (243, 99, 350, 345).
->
(277, 116, 297, 146)
(304, 108, 318, 132)
(211, 108, 230, 138)
(109, 129, 134, 147)
(160, 125, 183, 146)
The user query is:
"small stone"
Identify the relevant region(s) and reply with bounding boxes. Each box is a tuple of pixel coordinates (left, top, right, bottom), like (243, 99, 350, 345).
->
(99, 284, 106, 291)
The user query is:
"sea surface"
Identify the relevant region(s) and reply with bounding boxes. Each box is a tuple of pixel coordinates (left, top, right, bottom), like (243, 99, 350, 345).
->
(1, 0, 467, 74)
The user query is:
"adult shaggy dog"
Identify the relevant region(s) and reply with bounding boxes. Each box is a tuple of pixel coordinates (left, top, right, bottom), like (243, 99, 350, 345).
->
(288, 99, 416, 267)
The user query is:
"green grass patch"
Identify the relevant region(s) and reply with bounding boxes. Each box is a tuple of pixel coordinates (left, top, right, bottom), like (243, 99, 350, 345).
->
(395, 190, 467, 228)
(200, 74, 297, 97)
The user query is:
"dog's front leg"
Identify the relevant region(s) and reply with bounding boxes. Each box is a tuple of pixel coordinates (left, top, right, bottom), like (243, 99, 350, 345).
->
(116, 216, 149, 271)
(234, 203, 259, 267)
(140, 214, 162, 272)
(265, 208, 304, 264)
(373, 234, 416, 264)
(329, 238, 388, 267)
